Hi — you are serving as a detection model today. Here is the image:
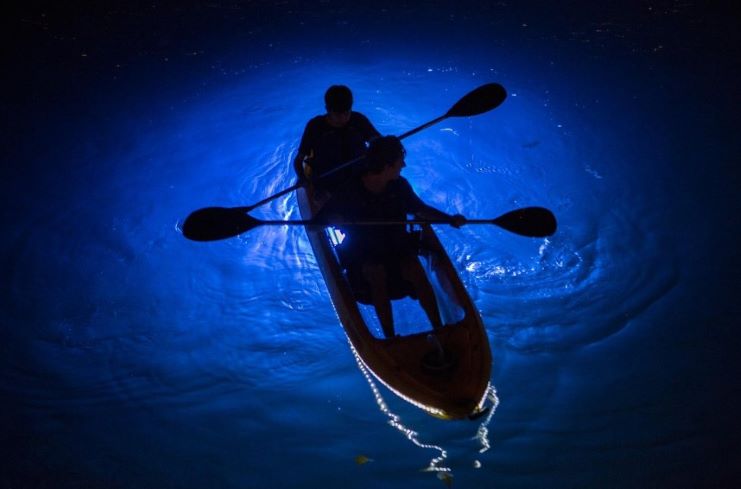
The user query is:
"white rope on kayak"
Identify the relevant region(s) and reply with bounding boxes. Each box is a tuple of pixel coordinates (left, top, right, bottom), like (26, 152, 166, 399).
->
(349, 341, 451, 474)
(474, 384, 500, 455)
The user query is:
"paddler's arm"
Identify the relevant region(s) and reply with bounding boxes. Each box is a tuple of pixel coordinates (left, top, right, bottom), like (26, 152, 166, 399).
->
(312, 207, 345, 227)
(293, 152, 309, 181)
(354, 111, 381, 140)
(294, 118, 318, 182)
(311, 192, 344, 226)
(414, 204, 467, 228)
(402, 178, 466, 228)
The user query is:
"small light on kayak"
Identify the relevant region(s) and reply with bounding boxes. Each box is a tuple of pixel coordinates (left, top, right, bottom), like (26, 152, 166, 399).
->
(327, 227, 346, 246)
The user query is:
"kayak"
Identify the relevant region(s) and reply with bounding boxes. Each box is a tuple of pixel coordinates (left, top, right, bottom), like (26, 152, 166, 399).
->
(297, 186, 492, 420)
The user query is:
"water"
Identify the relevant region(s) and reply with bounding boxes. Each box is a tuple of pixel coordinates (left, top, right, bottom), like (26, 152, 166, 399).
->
(4, 2, 739, 488)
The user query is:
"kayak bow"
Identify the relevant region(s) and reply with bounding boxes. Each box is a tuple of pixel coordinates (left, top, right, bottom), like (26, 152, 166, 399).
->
(297, 187, 492, 419)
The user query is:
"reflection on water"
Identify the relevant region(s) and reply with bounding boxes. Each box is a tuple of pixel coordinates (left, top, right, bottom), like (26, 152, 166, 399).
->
(3, 51, 699, 488)
(351, 341, 500, 482)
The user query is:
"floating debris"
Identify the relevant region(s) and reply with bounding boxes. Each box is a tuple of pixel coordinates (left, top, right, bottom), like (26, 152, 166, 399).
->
(354, 455, 373, 465)
(437, 471, 454, 487)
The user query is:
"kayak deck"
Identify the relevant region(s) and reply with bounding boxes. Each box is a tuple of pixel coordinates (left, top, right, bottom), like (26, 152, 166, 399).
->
(297, 186, 491, 419)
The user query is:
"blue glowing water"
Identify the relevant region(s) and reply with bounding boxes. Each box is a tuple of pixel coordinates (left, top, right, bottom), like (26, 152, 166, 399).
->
(3, 3, 739, 488)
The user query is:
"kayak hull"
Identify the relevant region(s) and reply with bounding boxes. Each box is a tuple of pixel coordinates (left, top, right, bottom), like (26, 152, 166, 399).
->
(297, 186, 491, 419)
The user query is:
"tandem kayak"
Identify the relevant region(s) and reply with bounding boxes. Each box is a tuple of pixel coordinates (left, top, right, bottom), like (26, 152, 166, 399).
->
(297, 186, 492, 420)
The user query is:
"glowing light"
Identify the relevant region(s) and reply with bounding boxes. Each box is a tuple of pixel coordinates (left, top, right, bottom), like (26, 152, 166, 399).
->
(349, 339, 499, 474)
(327, 227, 346, 246)
(475, 384, 500, 455)
(349, 340, 450, 473)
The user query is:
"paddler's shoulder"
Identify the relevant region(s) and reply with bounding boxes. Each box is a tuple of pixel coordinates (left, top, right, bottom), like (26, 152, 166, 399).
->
(301, 115, 334, 135)
(322, 179, 363, 205)
(349, 111, 370, 122)
(391, 176, 414, 192)
(337, 178, 367, 200)
(348, 111, 376, 128)
(314, 180, 364, 219)
(306, 114, 327, 128)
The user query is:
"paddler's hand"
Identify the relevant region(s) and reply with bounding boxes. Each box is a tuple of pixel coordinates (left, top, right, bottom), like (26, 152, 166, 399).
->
(295, 168, 310, 185)
(295, 158, 313, 185)
(450, 214, 467, 229)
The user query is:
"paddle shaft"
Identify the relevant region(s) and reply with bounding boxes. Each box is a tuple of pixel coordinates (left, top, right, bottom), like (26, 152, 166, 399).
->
(243, 82, 507, 212)
(242, 183, 301, 212)
(310, 114, 448, 184)
(182, 205, 555, 241)
(397, 114, 447, 140)
(244, 115, 449, 212)
(253, 218, 496, 226)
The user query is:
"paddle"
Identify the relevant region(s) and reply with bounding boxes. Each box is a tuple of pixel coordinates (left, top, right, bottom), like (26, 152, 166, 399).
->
(181, 206, 556, 242)
(229, 83, 507, 214)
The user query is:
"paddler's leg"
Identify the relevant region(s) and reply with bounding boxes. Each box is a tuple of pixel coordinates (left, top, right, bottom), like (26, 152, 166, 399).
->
(362, 262, 395, 338)
(400, 256, 444, 330)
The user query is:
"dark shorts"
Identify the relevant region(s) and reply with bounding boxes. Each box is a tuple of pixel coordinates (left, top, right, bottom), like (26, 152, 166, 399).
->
(337, 231, 420, 304)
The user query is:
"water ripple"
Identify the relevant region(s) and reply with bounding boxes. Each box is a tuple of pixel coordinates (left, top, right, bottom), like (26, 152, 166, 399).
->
(460, 205, 680, 352)
(2, 64, 682, 446)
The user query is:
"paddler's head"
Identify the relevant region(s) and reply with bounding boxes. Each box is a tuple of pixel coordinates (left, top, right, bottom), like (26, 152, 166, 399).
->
(364, 136, 406, 182)
(325, 85, 353, 127)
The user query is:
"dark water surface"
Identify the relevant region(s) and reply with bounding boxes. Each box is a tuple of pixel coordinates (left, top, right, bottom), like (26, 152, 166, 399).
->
(4, 2, 740, 488)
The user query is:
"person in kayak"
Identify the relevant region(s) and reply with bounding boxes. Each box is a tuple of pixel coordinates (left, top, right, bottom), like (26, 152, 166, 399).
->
(293, 85, 381, 194)
(315, 135, 466, 338)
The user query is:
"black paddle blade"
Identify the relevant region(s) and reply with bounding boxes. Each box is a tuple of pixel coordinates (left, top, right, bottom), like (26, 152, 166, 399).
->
(182, 207, 259, 241)
(446, 83, 507, 118)
(492, 207, 557, 237)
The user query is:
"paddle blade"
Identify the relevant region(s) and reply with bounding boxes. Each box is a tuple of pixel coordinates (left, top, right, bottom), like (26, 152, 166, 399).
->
(445, 83, 507, 118)
(492, 207, 557, 237)
(182, 207, 259, 241)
